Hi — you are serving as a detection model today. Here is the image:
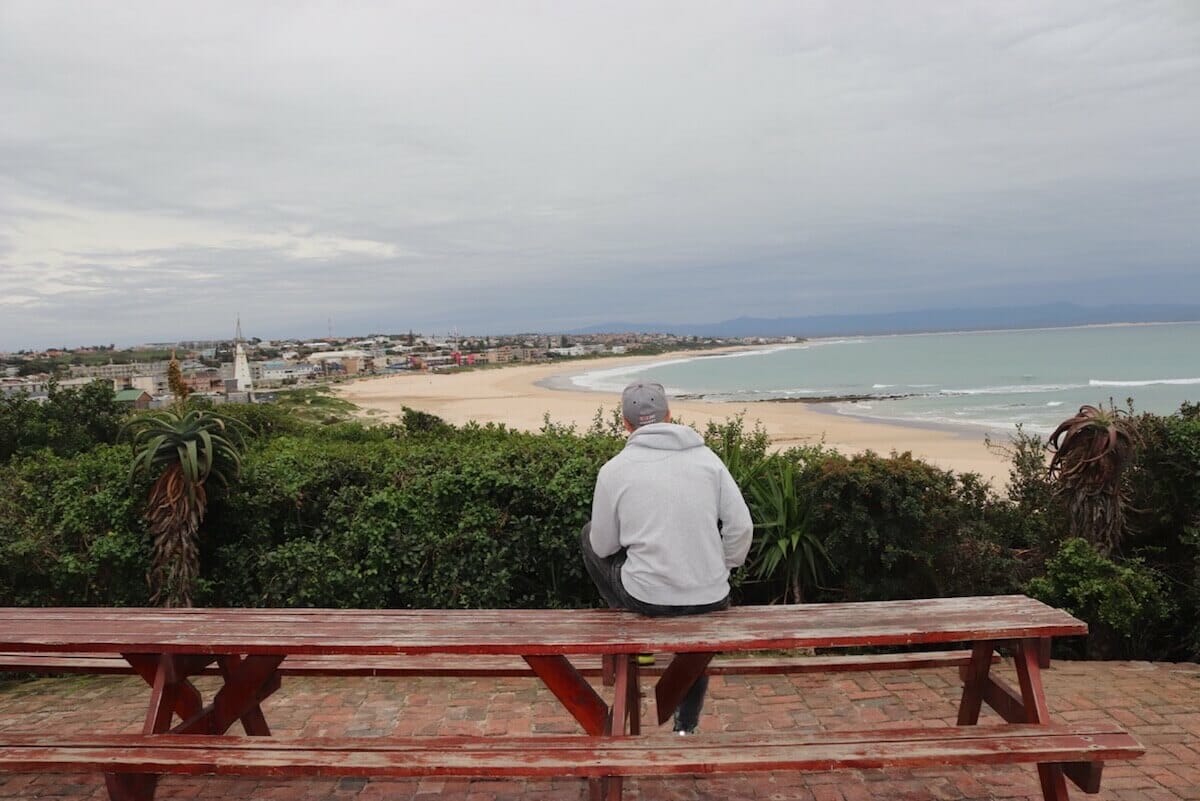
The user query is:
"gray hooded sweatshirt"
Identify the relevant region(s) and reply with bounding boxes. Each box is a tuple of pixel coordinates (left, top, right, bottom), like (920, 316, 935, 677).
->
(589, 422, 754, 606)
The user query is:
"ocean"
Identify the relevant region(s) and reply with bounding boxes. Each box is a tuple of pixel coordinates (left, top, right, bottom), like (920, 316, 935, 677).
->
(568, 322, 1200, 437)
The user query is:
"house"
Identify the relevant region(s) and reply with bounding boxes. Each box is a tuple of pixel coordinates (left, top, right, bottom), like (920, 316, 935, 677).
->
(308, 349, 372, 375)
(114, 389, 153, 409)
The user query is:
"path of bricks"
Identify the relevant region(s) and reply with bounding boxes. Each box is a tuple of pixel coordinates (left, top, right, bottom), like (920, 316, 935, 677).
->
(0, 659, 1196, 800)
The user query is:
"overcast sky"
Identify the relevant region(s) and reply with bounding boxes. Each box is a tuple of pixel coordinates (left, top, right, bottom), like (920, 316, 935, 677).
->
(2, 1, 1198, 348)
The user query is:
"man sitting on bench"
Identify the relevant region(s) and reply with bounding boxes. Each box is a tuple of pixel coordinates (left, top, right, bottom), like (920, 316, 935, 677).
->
(581, 380, 754, 735)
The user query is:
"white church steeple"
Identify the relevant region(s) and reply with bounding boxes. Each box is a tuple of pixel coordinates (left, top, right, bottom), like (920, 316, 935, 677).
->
(233, 316, 254, 395)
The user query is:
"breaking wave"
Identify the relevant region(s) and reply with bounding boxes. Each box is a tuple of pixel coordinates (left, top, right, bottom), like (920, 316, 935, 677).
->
(1089, 377, 1200, 387)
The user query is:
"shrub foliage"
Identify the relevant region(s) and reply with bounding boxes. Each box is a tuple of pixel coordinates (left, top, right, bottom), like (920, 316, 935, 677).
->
(0, 396, 1197, 662)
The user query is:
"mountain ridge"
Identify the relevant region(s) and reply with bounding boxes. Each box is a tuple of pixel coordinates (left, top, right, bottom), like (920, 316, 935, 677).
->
(566, 302, 1200, 338)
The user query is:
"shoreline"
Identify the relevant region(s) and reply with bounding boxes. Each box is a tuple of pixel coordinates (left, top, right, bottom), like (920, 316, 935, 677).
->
(334, 347, 1016, 489)
(534, 357, 1001, 445)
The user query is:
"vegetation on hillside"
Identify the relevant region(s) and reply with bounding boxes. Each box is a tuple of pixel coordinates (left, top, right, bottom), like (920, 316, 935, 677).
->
(272, 386, 359, 424)
(1, 388, 1197, 662)
(2, 348, 174, 376)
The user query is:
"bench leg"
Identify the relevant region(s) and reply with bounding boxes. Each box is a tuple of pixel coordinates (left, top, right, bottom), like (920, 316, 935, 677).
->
(601, 654, 617, 687)
(106, 652, 284, 800)
(654, 652, 715, 726)
(956, 642, 994, 725)
(122, 653, 208, 725)
(218, 655, 274, 735)
(1014, 638, 1070, 801)
(598, 655, 638, 801)
(107, 653, 211, 800)
(627, 659, 642, 736)
(523, 655, 609, 736)
(173, 654, 284, 735)
(104, 773, 158, 801)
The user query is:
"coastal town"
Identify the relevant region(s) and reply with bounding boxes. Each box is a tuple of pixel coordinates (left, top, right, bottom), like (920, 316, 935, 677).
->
(0, 326, 798, 408)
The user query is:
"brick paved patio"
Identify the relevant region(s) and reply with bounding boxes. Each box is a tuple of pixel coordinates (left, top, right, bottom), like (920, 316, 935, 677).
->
(0, 659, 1196, 800)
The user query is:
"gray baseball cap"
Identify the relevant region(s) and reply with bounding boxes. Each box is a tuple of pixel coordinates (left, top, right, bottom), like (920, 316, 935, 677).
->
(622, 381, 670, 428)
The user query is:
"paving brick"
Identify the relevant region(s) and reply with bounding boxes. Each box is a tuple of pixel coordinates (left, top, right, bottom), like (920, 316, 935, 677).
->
(0, 660, 1195, 800)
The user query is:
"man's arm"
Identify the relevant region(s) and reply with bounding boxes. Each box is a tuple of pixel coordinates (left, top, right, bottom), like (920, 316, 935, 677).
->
(718, 467, 754, 568)
(589, 469, 622, 558)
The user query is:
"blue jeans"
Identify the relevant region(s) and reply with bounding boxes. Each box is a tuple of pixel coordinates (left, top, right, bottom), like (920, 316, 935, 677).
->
(579, 523, 728, 732)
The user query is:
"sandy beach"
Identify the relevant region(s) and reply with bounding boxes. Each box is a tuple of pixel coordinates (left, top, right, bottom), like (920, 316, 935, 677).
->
(334, 350, 1015, 489)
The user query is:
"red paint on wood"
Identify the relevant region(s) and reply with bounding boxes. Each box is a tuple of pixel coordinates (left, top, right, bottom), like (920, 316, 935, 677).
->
(142, 658, 179, 735)
(103, 772, 157, 801)
(981, 674, 1027, 724)
(627, 660, 641, 737)
(1014, 638, 1069, 801)
(603, 657, 629, 801)
(218, 656, 271, 736)
(0, 597, 1090, 656)
(1063, 761, 1104, 794)
(1015, 639, 1051, 724)
(522, 655, 608, 736)
(173, 655, 282, 736)
(0, 725, 1143, 778)
(608, 656, 630, 737)
(655, 652, 714, 726)
(122, 654, 204, 722)
(0, 649, 999, 677)
(956, 642, 994, 726)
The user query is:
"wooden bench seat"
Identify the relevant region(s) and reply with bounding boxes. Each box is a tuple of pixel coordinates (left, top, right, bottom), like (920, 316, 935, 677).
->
(0, 649, 997, 678)
(0, 724, 1142, 781)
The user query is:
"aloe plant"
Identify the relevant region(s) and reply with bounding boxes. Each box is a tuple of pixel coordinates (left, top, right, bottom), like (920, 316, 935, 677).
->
(123, 408, 244, 606)
(1047, 403, 1139, 555)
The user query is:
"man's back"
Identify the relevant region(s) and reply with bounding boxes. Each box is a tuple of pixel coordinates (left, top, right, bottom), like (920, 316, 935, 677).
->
(589, 422, 753, 606)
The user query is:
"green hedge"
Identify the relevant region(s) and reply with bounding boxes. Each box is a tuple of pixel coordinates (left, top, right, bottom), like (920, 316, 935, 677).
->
(0, 445, 145, 605)
(0, 400, 1197, 662)
(197, 423, 623, 609)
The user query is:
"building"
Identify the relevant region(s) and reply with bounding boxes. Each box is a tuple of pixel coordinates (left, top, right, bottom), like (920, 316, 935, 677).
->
(253, 360, 320, 384)
(233, 318, 254, 395)
(309, 350, 372, 375)
(70, 361, 170, 381)
(129, 374, 169, 395)
(114, 389, 153, 409)
(482, 346, 513, 364)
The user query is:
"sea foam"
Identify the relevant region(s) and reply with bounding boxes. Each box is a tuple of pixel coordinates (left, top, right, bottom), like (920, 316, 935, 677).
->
(1089, 377, 1200, 387)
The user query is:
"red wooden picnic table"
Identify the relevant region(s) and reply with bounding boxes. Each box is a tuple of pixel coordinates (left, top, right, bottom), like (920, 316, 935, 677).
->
(0, 596, 1102, 801)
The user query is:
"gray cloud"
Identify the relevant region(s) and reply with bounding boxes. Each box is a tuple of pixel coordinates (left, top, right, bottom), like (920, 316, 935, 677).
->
(1, 0, 1197, 348)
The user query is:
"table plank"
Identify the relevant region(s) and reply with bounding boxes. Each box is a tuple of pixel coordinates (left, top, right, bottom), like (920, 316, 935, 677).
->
(0, 597, 1085, 656)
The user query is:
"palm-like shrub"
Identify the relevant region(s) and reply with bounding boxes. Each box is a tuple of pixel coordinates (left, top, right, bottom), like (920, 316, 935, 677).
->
(746, 456, 830, 603)
(124, 409, 244, 606)
(1047, 403, 1139, 555)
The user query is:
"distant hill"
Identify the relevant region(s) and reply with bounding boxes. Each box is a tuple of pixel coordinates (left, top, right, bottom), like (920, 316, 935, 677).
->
(568, 303, 1200, 338)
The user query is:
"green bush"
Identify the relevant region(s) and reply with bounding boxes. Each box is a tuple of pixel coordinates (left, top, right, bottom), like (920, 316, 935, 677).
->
(802, 451, 1020, 602)
(1028, 538, 1173, 659)
(0, 381, 126, 463)
(1123, 407, 1200, 660)
(0, 445, 146, 605)
(2, 393, 1198, 664)
(991, 427, 1069, 555)
(198, 421, 623, 609)
(214, 401, 311, 439)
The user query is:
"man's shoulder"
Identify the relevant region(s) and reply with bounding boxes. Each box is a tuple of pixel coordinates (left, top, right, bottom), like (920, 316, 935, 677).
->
(596, 449, 629, 476)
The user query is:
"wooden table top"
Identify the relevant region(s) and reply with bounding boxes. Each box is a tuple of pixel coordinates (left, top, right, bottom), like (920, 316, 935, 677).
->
(0, 596, 1085, 656)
